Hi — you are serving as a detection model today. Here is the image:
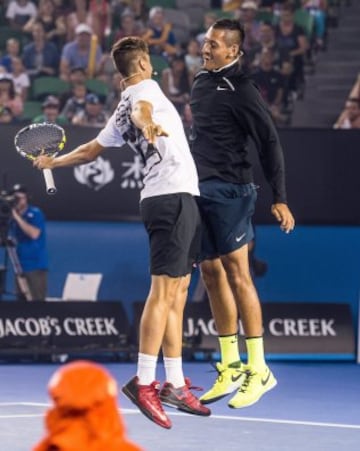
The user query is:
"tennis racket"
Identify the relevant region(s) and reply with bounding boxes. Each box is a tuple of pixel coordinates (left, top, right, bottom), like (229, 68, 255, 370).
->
(14, 123, 66, 195)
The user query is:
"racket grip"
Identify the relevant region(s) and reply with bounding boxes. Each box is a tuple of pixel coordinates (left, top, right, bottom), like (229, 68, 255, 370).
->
(43, 168, 57, 195)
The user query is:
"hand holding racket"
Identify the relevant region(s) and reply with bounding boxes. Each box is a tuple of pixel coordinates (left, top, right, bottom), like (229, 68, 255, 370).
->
(14, 123, 66, 195)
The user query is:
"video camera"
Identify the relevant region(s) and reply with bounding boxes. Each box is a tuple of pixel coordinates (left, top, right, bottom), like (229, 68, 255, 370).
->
(0, 190, 17, 230)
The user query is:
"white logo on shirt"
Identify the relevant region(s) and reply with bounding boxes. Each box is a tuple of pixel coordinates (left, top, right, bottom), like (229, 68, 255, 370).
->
(235, 232, 246, 242)
(216, 86, 229, 91)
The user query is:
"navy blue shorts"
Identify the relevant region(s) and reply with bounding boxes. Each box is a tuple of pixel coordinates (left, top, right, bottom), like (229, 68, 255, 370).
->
(196, 179, 258, 260)
(140, 193, 201, 277)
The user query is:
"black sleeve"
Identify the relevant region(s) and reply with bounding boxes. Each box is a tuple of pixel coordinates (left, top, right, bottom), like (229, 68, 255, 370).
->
(235, 80, 287, 204)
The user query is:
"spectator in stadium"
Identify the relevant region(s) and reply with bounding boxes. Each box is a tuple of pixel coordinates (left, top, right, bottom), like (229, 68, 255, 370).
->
(88, 0, 112, 47)
(251, 50, 288, 125)
(22, 20, 60, 79)
(161, 54, 191, 116)
(23, 0, 67, 51)
(59, 66, 88, 108)
(33, 95, 68, 124)
(196, 11, 218, 46)
(0, 38, 21, 73)
(65, 0, 93, 42)
(114, 9, 144, 41)
(123, 0, 148, 29)
(301, 0, 328, 49)
(142, 6, 179, 59)
(59, 23, 103, 82)
(0, 74, 23, 120)
(10, 56, 30, 101)
(237, 1, 262, 55)
(61, 81, 88, 122)
(184, 39, 202, 82)
(71, 92, 109, 127)
(274, 3, 307, 98)
(6, 0, 38, 31)
(334, 97, 360, 129)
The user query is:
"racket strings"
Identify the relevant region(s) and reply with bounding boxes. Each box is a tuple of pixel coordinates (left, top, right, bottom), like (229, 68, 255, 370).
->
(16, 126, 64, 158)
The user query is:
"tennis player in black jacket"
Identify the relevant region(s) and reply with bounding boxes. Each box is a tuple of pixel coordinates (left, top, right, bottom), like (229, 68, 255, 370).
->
(190, 19, 295, 409)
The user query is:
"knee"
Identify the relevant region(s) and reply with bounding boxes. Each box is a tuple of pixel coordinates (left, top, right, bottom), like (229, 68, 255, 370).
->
(200, 262, 223, 288)
(221, 259, 252, 291)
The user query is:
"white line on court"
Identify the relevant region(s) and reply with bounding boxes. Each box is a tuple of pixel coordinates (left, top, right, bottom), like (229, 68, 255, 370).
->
(0, 414, 44, 419)
(1, 402, 358, 430)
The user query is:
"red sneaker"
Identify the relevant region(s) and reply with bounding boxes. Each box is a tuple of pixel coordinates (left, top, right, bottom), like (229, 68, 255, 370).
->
(159, 378, 211, 416)
(122, 376, 172, 429)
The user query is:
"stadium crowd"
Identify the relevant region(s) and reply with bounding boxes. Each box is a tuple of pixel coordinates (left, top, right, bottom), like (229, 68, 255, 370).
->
(0, 0, 348, 128)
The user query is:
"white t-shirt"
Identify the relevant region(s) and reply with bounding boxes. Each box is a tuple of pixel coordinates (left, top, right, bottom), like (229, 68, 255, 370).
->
(97, 79, 199, 200)
(12, 72, 30, 95)
(6, 1, 37, 21)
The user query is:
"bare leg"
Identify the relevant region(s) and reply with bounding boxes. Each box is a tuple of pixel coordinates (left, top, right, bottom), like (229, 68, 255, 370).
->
(139, 274, 181, 356)
(220, 245, 263, 337)
(200, 258, 238, 335)
(162, 274, 190, 358)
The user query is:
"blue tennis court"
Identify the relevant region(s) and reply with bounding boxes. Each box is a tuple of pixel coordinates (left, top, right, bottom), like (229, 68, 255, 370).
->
(0, 360, 359, 450)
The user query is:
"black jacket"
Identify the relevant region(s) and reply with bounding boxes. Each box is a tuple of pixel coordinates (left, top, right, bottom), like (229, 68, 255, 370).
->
(190, 62, 287, 204)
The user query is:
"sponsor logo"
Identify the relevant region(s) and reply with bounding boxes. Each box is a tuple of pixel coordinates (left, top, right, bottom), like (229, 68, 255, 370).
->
(74, 156, 114, 191)
(268, 318, 337, 337)
(231, 372, 243, 383)
(261, 369, 271, 386)
(0, 317, 119, 338)
(216, 86, 229, 91)
(121, 154, 144, 189)
(235, 232, 246, 242)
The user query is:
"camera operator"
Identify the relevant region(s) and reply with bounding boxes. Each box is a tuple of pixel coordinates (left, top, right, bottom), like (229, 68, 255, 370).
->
(8, 184, 48, 301)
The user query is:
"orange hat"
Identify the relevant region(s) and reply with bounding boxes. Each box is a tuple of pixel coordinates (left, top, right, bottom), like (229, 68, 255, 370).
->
(33, 360, 142, 451)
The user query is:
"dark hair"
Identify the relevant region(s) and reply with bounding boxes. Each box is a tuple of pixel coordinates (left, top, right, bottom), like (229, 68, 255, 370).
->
(0, 76, 16, 99)
(212, 19, 245, 49)
(111, 36, 149, 77)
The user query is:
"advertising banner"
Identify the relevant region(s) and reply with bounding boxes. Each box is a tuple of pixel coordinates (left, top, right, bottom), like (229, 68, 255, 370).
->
(2, 125, 360, 224)
(0, 301, 130, 354)
(182, 301, 355, 360)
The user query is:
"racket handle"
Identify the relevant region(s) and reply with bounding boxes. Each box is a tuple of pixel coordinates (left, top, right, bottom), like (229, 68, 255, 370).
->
(43, 168, 57, 195)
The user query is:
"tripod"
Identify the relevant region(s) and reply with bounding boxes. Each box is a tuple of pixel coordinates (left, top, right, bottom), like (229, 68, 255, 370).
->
(0, 236, 33, 301)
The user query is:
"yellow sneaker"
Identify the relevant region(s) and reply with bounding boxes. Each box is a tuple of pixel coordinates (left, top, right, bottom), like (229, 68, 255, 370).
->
(200, 361, 246, 405)
(228, 366, 277, 408)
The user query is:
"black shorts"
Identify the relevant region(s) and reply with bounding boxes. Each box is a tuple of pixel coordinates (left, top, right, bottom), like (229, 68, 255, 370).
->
(140, 193, 201, 277)
(196, 179, 257, 260)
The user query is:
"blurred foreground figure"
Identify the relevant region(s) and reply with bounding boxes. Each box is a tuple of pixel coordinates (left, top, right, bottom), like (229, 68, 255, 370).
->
(33, 360, 141, 451)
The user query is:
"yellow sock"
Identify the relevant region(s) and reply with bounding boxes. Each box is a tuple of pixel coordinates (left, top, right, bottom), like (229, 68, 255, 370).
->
(246, 337, 266, 372)
(219, 334, 240, 366)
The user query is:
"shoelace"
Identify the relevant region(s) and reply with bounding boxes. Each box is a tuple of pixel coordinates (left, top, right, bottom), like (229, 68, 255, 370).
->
(207, 362, 226, 383)
(238, 370, 254, 393)
(184, 377, 203, 392)
(210, 362, 242, 383)
(182, 378, 206, 408)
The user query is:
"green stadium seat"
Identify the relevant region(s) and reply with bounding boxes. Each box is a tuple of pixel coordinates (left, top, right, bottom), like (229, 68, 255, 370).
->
(147, 0, 177, 8)
(31, 76, 70, 101)
(0, 27, 27, 53)
(85, 78, 109, 98)
(256, 10, 274, 24)
(21, 101, 43, 122)
(210, 9, 234, 19)
(294, 9, 315, 39)
(150, 55, 169, 83)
